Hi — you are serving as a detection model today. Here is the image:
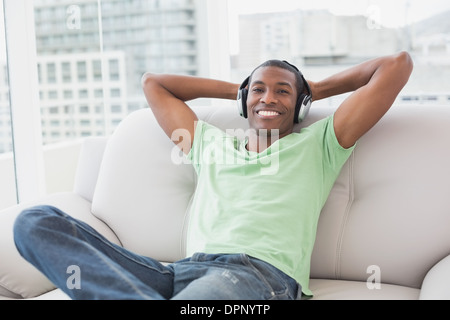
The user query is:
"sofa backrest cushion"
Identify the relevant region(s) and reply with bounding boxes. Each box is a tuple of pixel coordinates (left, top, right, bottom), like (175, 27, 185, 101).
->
(311, 105, 450, 289)
(91, 109, 196, 262)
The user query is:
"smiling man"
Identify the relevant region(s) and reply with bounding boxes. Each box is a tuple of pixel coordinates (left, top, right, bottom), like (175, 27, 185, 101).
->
(237, 60, 313, 152)
(13, 52, 413, 300)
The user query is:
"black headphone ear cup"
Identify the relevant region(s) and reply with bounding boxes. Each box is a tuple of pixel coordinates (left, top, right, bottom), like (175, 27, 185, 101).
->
(240, 88, 248, 118)
(237, 77, 250, 118)
(237, 88, 248, 118)
(294, 94, 304, 124)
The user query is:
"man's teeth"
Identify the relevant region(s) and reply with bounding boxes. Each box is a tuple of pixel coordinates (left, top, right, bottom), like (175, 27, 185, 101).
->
(258, 111, 279, 116)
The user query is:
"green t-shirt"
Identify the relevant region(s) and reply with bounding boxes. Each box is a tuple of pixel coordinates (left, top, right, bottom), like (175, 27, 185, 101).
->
(186, 115, 355, 296)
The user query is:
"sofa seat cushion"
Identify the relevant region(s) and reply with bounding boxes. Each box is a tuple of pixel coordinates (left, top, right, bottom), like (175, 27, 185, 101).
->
(308, 279, 420, 300)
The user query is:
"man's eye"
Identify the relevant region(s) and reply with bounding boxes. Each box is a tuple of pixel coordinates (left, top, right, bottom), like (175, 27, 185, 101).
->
(252, 88, 263, 93)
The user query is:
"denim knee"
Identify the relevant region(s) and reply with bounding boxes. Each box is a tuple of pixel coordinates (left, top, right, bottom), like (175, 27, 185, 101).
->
(13, 205, 60, 247)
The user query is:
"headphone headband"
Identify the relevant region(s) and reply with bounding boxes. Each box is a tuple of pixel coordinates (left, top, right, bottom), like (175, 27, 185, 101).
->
(282, 60, 312, 99)
(239, 76, 250, 91)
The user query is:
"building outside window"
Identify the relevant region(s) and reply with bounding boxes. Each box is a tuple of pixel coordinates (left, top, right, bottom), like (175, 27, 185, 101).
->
(227, 0, 450, 107)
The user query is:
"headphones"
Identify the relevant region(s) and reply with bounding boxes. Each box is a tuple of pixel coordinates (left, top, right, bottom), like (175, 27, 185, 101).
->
(237, 60, 312, 124)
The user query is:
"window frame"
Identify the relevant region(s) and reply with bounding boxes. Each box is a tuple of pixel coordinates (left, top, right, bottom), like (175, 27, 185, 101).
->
(4, 0, 46, 203)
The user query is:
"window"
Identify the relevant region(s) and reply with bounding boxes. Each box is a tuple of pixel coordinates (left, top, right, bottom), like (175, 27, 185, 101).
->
(93, 60, 102, 81)
(46, 63, 56, 84)
(111, 105, 122, 113)
(62, 62, 71, 83)
(108, 59, 120, 81)
(79, 89, 89, 99)
(48, 90, 58, 100)
(3, 0, 447, 211)
(80, 120, 91, 127)
(109, 88, 120, 97)
(227, 0, 450, 107)
(63, 90, 73, 99)
(94, 89, 103, 98)
(49, 107, 59, 114)
(77, 61, 87, 82)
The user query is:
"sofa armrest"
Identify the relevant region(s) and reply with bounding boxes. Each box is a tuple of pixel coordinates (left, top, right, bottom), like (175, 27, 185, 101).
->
(73, 137, 108, 202)
(0, 201, 55, 299)
(0, 193, 120, 299)
(419, 255, 450, 300)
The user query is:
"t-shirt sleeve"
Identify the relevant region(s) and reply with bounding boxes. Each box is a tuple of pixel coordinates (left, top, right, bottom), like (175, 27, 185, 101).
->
(308, 114, 356, 172)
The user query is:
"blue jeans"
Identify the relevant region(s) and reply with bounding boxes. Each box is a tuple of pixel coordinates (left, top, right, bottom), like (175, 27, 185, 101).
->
(13, 205, 301, 300)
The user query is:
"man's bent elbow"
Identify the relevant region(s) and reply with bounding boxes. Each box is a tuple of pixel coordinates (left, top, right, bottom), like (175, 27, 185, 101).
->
(141, 72, 155, 89)
(396, 51, 414, 76)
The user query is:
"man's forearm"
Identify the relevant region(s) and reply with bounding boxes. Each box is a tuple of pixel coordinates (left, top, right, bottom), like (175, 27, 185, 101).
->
(310, 53, 408, 101)
(142, 73, 239, 102)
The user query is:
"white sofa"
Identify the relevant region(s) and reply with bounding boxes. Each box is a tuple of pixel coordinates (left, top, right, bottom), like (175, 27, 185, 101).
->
(1, 103, 450, 300)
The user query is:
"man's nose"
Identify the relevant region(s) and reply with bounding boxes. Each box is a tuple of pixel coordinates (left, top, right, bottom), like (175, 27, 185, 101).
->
(261, 91, 277, 104)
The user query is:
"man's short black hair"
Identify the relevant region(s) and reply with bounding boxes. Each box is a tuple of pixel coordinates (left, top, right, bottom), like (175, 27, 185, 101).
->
(249, 59, 305, 97)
